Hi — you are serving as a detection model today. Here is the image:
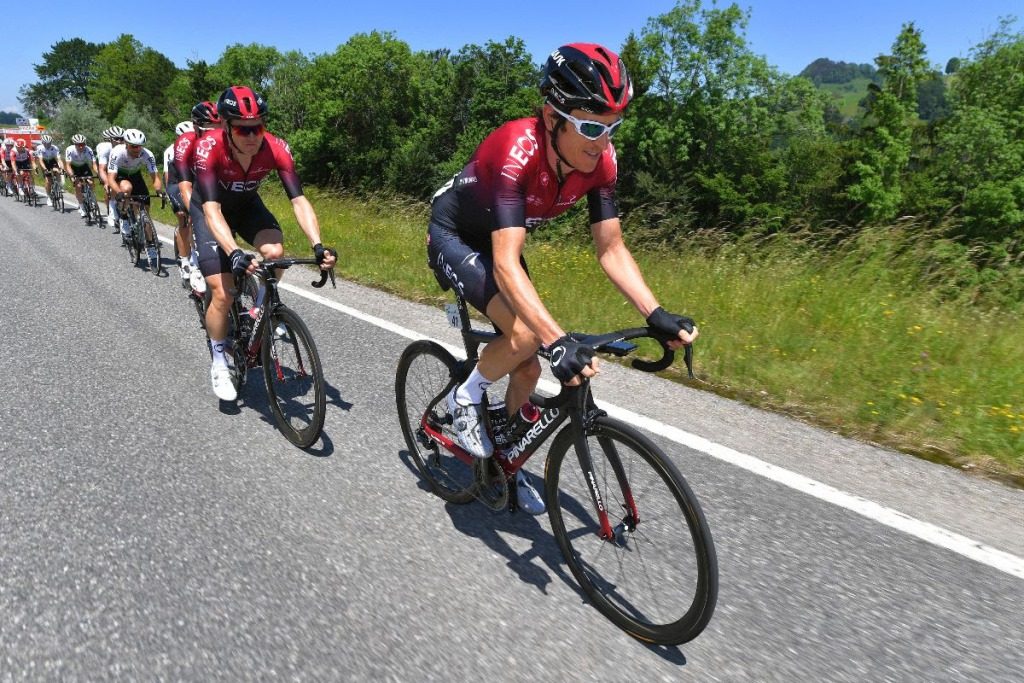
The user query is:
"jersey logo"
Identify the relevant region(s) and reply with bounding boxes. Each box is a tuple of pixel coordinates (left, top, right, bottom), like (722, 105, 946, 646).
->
(500, 129, 539, 182)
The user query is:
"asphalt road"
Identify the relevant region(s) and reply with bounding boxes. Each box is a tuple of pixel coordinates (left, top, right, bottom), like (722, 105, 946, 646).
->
(1, 193, 1021, 681)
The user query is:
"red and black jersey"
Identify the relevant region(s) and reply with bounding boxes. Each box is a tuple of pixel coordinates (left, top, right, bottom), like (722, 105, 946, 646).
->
(431, 116, 619, 248)
(192, 129, 303, 208)
(171, 130, 199, 185)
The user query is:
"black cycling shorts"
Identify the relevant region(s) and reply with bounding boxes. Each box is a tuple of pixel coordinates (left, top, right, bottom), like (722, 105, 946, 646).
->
(190, 194, 283, 277)
(116, 172, 150, 205)
(426, 221, 529, 314)
(70, 165, 93, 178)
(166, 183, 185, 213)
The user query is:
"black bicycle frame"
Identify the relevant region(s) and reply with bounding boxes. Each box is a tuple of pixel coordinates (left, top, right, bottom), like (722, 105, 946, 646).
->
(429, 296, 626, 537)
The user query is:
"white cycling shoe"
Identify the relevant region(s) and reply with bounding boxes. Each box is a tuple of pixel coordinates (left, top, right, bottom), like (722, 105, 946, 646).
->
(446, 388, 493, 458)
(210, 363, 237, 401)
(516, 470, 546, 515)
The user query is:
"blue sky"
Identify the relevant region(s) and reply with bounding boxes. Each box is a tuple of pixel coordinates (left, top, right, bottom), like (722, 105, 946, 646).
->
(2, 1, 1019, 114)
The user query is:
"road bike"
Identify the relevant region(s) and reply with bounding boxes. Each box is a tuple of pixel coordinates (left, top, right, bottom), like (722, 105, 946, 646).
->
(18, 169, 37, 206)
(395, 294, 718, 645)
(197, 257, 336, 447)
(77, 179, 102, 225)
(47, 170, 65, 212)
(118, 193, 162, 275)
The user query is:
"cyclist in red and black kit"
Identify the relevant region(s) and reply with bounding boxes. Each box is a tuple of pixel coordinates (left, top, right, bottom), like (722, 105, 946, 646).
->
(428, 43, 698, 514)
(192, 85, 337, 401)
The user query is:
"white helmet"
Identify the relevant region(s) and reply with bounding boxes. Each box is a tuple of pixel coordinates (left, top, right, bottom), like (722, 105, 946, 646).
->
(40, 133, 53, 144)
(3, 137, 14, 146)
(174, 121, 194, 136)
(71, 133, 87, 144)
(123, 129, 146, 145)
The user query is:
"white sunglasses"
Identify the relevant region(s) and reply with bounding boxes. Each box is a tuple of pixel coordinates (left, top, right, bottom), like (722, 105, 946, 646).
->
(553, 108, 623, 140)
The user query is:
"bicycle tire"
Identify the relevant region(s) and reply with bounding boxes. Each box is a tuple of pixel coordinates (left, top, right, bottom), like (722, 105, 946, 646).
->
(82, 186, 94, 224)
(395, 340, 475, 503)
(260, 305, 326, 448)
(141, 212, 161, 275)
(545, 416, 718, 645)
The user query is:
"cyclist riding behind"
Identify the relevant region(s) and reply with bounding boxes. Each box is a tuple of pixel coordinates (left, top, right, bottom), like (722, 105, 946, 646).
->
(164, 120, 195, 280)
(64, 133, 99, 218)
(174, 101, 223, 290)
(33, 133, 63, 206)
(107, 128, 162, 256)
(191, 85, 336, 402)
(98, 126, 124, 228)
(0, 137, 13, 192)
(427, 43, 698, 514)
(10, 139, 34, 196)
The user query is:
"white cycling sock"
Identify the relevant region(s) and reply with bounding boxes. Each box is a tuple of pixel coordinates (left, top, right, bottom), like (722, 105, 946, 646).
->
(456, 366, 493, 405)
(210, 339, 229, 368)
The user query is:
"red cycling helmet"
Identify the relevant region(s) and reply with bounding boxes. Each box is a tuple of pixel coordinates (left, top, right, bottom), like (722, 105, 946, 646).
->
(15, 138, 26, 148)
(191, 100, 222, 127)
(539, 43, 632, 115)
(217, 86, 267, 121)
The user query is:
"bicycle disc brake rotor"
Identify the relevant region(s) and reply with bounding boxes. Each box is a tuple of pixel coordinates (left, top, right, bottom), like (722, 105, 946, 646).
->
(472, 457, 509, 511)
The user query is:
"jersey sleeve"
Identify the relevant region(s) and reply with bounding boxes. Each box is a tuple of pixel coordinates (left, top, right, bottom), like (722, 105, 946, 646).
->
(586, 147, 620, 225)
(270, 135, 303, 200)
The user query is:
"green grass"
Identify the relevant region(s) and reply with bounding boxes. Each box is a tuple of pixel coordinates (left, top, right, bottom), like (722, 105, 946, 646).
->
(818, 77, 872, 119)
(217, 184, 1024, 484)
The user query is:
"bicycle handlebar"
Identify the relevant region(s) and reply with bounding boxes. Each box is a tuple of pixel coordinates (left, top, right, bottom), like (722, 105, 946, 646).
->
(531, 324, 695, 409)
(257, 257, 337, 289)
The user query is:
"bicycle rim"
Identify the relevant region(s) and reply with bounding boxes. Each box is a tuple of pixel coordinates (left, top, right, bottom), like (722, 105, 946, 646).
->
(394, 340, 475, 503)
(260, 306, 326, 448)
(546, 417, 718, 645)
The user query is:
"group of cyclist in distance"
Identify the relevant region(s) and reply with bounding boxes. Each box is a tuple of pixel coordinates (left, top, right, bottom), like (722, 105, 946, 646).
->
(5, 43, 697, 517)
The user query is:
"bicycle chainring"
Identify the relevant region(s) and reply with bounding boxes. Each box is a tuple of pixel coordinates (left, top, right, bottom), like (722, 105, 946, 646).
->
(472, 457, 509, 511)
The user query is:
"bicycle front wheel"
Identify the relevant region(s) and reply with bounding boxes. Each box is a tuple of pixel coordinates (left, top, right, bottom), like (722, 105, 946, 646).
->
(126, 223, 141, 265)
(395, 340, 475, 503)
(545, 417, 718, 645)
(260, 305, 326, 448)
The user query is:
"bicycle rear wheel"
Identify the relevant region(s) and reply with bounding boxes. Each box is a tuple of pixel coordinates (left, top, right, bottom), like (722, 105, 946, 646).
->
(260, 305, 326, 448)
(395, 340, 475, 503)
(545, 416, 718, 645)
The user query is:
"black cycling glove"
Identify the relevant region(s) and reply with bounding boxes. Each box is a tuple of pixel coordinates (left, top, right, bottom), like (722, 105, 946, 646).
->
(546, 335, 596, 384)
(229, 249, 254, 278)
(312, 243, 337, 265)
(646, 307, 696, 337)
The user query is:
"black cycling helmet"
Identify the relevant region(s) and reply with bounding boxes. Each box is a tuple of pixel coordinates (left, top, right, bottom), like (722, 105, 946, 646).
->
(539, 43, 632, 115)
(191, 100, 221, 127)
(217, 86, 267, 121)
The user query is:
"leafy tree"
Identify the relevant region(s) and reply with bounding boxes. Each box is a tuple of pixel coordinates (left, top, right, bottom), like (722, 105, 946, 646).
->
(294, 31, 419, 187)
(18, 39, 104, 117)
(875, 22, 931, 107)
(49, 99, 109, 148)
(266, 51, 312, 138)
(210, 43, 284, 93)
(89, 35, 179, 121)
(944, 57, 962, 74)
(916, 72, 949, 122)
(0, 111, 20, 124)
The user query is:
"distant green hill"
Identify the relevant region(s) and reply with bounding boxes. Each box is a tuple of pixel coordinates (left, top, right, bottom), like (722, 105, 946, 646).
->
(818, 77, 873, 119)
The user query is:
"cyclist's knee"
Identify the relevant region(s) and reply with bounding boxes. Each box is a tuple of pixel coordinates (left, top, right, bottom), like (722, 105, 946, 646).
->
(259, 242, 284, 260)
(511, 355, 542, 384)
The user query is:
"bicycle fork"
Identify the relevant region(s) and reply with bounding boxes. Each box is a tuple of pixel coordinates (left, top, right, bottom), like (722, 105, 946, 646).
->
(570, 391, 640, 545)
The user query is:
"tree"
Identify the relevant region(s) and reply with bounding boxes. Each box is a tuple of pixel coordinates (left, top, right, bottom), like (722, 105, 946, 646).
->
(210, 43, 284, 93)
(89, 35, 178, 121)
(49, 99, 109, 148)
(0, 111, 20, 124)
(875, 22, 931, 108)
(18, 39, 103, 117)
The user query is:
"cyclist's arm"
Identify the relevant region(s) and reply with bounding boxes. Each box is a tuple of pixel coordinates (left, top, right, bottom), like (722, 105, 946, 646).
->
(591, 217, 697, 346)
(150, 170, 162, 193)
(179, 180, 192, 209)
(491, 226, 565, 346)
(290, 195, 336, 269)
